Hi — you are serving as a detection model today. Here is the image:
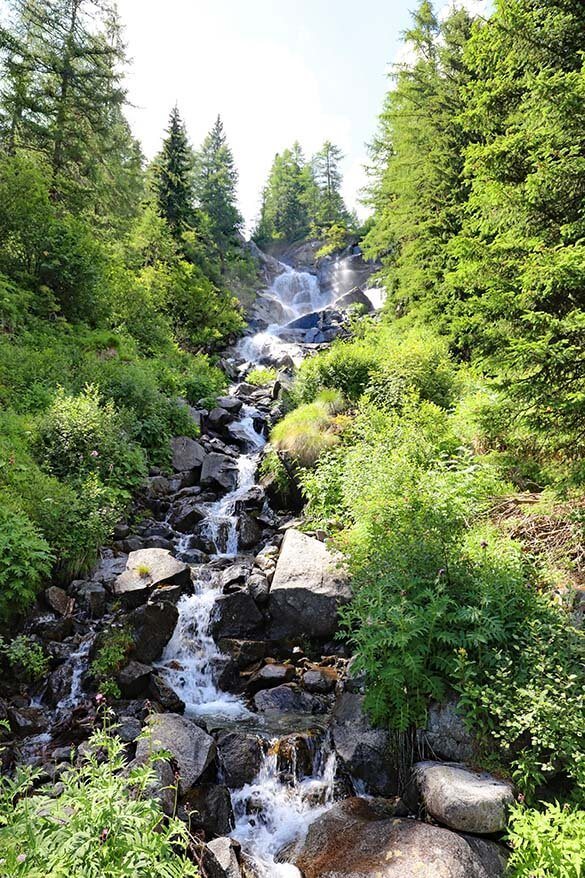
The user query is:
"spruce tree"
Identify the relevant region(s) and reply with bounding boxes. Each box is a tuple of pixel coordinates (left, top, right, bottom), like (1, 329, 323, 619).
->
(194, 115, 241, 267)
(254, 142, 315, 245)
(152, 106, 195, 240)
(311, 140, 349, 232)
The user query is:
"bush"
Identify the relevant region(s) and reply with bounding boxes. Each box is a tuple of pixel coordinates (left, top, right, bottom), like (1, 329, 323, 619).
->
(295, 341, 377, 403)
(0, 718, 198, 876)
(247, 366, 277, 386)
(271, 390, 347, 467)
(0, 635, 48, 683)
(90, 627, 134, 699)
(0, 500, 53, 622)
(506, 802, 585, 878)
(34, 385, 146, 490)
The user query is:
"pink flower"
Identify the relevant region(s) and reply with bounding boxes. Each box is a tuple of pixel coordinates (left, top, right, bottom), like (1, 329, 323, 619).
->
(90, 450, 99, 458)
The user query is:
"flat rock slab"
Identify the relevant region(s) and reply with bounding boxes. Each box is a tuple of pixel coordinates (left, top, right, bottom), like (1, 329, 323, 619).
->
(136, 713, 216, 796)
(291, 797, 508, 878)
(268, 529, 351, 641)
(413, 761, 515, 834)
(113, 549, 191, 607)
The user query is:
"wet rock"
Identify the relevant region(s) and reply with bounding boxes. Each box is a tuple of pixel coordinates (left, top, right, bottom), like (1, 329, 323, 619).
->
(208, 407, 233, 430)
(33, 615, 73, 642)
(46, 663, 74, 705)
(234, 486, 265, 513)
(136, 713, 216, 795)
(183, 784, 234, 837)
(149, 674, 185, 713)
(146, 474, 173, 497)
(201, 453, 239, 492)
(249, 664, 295, 693)
(290, 797, 508, 878)
(423, 698, 475, 762)
(217, 639, 266, 669)
(412, 761, 514, 834)
(333, 287, 374, 312)
(220, 559, 254, 590)
(69, 581, 106, 617)
(45, 586, 72, 616)
(217, 730, 265, 788)
(331, 692, 398, 797)
(167, 498, 207, 534)
(254, 684, 317, 713)
(113, 549, 191, 608)
(127, 601, 179, 664)
(275, 731, 316, 780)
(171, 437, 206, 474)
(118, 660, 152, 698)
(8, 706, 48, 736)
(217, 396, 243, 414)
(206, 837, 243, 878)
(268, 529, 351, 641)
(303, 667, 338, 694)
(237, 514, 263, 550)
(210, 593, 263, 640)
(150, 582, 188, 604)
(247, 572, 270, 606)
(89, 551, 128, 588)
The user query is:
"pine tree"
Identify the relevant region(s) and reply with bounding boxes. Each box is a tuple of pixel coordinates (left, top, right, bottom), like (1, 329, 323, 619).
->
(152, 106, 195, 240)
(253, 142, 316, 245)
(362, 1, 473, 316)
(194, 115, 241, 267)
(311, 140, 349, 232)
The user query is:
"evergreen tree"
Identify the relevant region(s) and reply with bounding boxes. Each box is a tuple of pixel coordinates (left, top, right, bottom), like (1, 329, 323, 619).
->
(194, 115, 242, 267)
(311, 140, 349, 232)
(362, 0, 473, 316)
(254, 142, 315, 245)
(152, 106, 195, 240)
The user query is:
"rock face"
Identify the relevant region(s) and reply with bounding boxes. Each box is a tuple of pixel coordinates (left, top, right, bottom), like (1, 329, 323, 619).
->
(183, 784, 234, 837)
(268, 529, 351, 641)
(171, 437, 206, 473)
(290, 797, 508, 878)
(113, 549, 191, 607)
(206, 837, 243, 878)
(127, 601, 179, 663)
(210, 592, 263, 640)
(136, 713, 216, 796)
(331, 692, 397, 797)
(201, 453, 239, 491)
(413, 761, 515, 834)
(424, 698, 475, 762)
(217, 730, 265, 789)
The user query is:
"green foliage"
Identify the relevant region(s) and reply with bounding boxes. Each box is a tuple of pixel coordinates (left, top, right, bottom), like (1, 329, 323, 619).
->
(34, 385, 146, 491)
(0, 499, 53, 621)
(153, 106, 196, 239)
(90, 627, 134, 699)
(506, 802, 585, 878)
(247, 366, 277, 386)
(194, 115, 242, 263)
(0, 718, 199, 876)
(0, 635, 48, 683)
(271, 390, 347, 468)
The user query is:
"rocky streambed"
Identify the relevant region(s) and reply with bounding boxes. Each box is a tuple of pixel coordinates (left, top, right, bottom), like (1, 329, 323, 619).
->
(1, 255, 514, 877)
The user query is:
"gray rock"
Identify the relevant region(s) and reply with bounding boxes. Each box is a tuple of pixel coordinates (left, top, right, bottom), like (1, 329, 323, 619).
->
(183, 784, 234, 837)
(46, 663, 74, 705)
(206, 838, 242, 878)
(127, 601, 179, 663)
(333, 287, 374, 312)
(249, 664, 295, 693)
(208, 407, 233, 430)
(254, 684, 317, 713)
(171, 437, 206, 473)
(90, 551, 128, 587)
(8, 706, 48, 736)
(218, 639, 266, 669)
(136, 713, 216, 795)
(116, 715, 142, 743)
(210, 592, 263, 640)
(303, 668, 337, 694)
(149, 674, 185, 713)
(117, 660, 152, 697)
(268, 529, 351, 641)
(290, 797, 508, 877)
(113, 549, 191, 608)
(45, 586, 71, 616)
(413, 761, 514, 834)
(217, 730, 265, 789)
(216, 396, 243, 414)
(247, 572, 270, 605)
(237, 513, 263, 550)
(201, 453, 239, 492)
(70, 581, 106, 616)
(167, 498, 207, 534)
(331, 692, 398, 797)
(424, 698, 475, 762)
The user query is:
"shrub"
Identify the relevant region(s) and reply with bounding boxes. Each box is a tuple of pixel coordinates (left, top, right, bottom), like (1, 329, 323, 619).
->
(34, 385, 146, 490)
(90, 627, 134, 699)
(0, 718, 198, 876)
(506, 802, 585, 878)
(271, 390, 347, 467)
(295, 341, 377, 403)
(0, 635, 48, 683)
(247, 366, 277, 386)
(0, 500, 53, 622)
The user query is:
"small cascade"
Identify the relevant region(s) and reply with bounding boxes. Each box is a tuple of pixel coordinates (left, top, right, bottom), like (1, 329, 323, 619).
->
(231, 737, 337, 877)
(56, 636, 93, 712)
(271, 265, 328, 319)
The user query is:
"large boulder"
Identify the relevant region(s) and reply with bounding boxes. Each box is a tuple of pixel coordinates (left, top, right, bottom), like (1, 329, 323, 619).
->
(254, 684, 318, 714)
(216, 730, 265, 789)
(333, 287, 374, 312)
(206, 837, 243, 878)
(117, 660, 152, 697)
(127, 601, 179, 663)
(136, 713, 216, 796)
(113, 549, 191, 607)
(331, 692, 397, 797)
(201, 453, 239, 492)
(412, 761, 515, 834)
(167, 497, 207, 534)
(268, 529, 351, 641)
(171, 437, 206, 474)
(210, 592, 264, 640)
(182, 784, 234, 837)
(290, 797, 508, 878)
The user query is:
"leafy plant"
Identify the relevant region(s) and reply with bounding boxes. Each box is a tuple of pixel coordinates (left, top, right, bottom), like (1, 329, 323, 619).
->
(271, 389, 347, 467)
(0, 635, 48, 683)
(247, 366, 277, 386)
(0, 500, 53, 621)
(90, 627, 134, 699)
(0, 717, 198, 877)
(506, 802, 585, 878)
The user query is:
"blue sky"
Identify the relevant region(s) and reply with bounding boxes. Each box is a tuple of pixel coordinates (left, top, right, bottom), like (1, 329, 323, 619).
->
(118, 0, 488, 229)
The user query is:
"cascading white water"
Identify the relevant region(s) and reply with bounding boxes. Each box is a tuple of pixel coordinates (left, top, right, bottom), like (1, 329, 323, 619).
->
(231, 746, 337, 877)
(271, 265, 328, 319)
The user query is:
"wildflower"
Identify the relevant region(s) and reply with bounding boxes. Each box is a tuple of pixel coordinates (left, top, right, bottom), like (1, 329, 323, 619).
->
(95, 692, 106, 706)
(17, 854, 27, 863)
(100, 828, 109, 844)
(90, 449, 99, 457)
